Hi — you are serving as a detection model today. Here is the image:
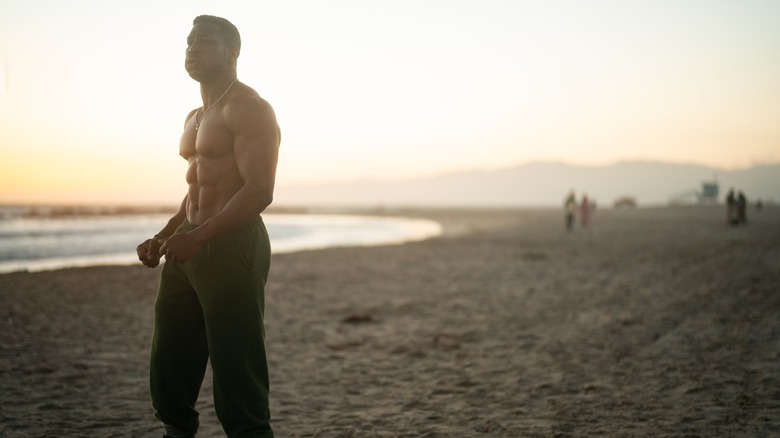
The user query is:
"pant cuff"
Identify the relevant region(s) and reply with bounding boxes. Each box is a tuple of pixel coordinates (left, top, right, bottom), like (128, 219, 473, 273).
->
(164, 423, 194, 437)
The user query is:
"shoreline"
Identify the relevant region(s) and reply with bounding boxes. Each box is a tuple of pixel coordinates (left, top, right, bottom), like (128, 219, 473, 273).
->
(1, 206, 779, 436)
(0, 211, 444, 275)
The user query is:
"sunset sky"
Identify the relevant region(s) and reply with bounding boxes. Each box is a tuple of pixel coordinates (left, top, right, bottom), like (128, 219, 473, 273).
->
(1, 0, 778, 206)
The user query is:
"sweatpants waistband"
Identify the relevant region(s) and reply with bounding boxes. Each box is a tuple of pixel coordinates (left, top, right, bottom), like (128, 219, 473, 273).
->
(176, 216, 263, 235)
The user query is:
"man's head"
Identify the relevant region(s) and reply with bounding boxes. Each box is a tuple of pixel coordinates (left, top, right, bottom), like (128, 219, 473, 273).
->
(193, 15, 241, 52)
(186, 15, 241, 81)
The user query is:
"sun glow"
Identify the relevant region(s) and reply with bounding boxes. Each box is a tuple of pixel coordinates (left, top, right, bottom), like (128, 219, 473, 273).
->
(1, 0, 779, 206)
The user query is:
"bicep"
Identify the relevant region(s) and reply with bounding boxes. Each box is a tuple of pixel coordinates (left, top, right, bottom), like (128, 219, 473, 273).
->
(228, 99, 280, 192)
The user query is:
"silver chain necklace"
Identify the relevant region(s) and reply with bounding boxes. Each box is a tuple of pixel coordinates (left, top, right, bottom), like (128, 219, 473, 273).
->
(195, 78, 238, 131)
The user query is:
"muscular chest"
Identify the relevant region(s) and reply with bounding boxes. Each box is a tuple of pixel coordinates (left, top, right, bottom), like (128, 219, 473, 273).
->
(180, 117, 233, 160)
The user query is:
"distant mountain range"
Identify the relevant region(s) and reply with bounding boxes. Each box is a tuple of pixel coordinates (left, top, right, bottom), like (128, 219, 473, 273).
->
(274, 161, 780, 208)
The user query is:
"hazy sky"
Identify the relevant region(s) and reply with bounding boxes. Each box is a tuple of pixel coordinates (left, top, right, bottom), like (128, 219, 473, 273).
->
(1, 0, 779, 205)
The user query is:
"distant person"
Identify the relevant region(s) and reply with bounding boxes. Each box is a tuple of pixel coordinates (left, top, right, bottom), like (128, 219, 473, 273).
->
(737, 191, 748, 225)
(580, 194, 592, 229)
(726, 189, 737, 225)
(135, 15, 280, 438)
(564, 190, 577, 232)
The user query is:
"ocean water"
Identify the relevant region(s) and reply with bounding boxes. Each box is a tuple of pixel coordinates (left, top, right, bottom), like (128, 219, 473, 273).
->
(0, 209, 442, 274)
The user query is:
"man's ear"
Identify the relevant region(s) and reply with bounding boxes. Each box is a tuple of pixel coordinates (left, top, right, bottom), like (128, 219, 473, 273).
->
(229, 48, 240, 63)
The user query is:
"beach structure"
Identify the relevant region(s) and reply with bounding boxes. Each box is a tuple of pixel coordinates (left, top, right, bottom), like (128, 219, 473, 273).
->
(613, 196, 637, 208)
(699, 181, 719, 203)
(669, 179, 720, 205)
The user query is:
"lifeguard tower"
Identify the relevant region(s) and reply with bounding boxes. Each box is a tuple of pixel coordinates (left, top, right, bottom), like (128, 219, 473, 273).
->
(669, 178, 720, 205)
(698, 181, 719, 204)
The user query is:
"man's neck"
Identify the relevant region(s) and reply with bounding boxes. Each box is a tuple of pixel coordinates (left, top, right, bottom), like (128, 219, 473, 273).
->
(200, 74, 238, 108)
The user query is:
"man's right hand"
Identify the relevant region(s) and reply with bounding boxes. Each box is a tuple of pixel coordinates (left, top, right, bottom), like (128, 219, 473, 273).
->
(136, 238, 162, 268)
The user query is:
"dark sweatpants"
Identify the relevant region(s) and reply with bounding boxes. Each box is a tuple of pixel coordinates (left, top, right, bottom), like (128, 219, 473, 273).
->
(150, 217, 273, 438)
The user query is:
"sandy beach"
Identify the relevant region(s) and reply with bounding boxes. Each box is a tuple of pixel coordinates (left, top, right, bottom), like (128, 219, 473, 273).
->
(1, 206, 779, 437)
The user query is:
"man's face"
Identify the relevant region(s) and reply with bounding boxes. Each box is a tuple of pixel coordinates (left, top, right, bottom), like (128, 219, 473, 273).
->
(185, 23, 233, 81)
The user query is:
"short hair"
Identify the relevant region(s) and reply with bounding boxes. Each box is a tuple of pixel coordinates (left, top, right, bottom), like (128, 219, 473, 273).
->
(193, 15, 241, 51)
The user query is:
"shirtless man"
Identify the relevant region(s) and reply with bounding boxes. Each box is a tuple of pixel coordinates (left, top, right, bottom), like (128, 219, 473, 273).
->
(136, 15, 279, 438)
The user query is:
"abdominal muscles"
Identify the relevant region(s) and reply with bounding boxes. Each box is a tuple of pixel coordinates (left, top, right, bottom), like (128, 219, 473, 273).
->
(186, 156, 243, 224)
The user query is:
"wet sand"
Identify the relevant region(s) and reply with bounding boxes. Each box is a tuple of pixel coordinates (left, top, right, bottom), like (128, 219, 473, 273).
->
(1, 206, 779, 437)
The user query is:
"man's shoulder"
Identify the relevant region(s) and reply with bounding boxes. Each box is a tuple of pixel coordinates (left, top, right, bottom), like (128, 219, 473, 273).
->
(232, 83, 269, 103)
(221, 86, 278, 135)
(225, 88, 275, 118)
(184, 107, 200, 126)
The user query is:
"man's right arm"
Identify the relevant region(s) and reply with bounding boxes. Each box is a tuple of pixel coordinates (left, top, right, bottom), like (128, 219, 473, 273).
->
(155, 196, 188, 240)
(137, 196, 187, 268)
(137, 109, 198, 268)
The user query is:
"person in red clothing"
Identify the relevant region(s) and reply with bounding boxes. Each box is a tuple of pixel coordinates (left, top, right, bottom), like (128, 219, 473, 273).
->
(580, 194, 592, 229)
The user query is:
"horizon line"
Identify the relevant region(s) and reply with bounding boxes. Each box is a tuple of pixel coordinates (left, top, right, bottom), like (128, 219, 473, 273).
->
(280, 158, 780, 187)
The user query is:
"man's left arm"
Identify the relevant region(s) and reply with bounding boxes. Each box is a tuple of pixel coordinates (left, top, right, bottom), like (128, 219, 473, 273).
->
(192, 95, 280, 242)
